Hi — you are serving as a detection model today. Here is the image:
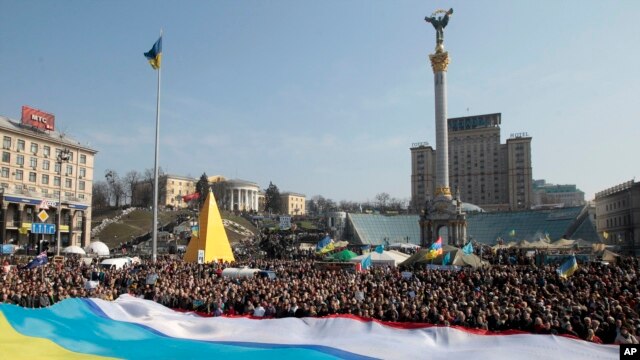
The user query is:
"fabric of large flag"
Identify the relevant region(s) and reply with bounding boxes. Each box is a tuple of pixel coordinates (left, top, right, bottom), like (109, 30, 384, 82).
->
(557, 254, 578, 278)
(23, 251, 48, 269)
(462, 242, 473, 255)
(318, 242, 335, 254)
(426, 237, 443, 260)
(144, 36, 162, 69)
(0, 295, 617, 359)
(375, 245, 384, 254)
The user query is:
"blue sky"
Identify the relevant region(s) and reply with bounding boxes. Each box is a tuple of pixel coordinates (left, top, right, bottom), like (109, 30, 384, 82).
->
(1, 1, 638, 203)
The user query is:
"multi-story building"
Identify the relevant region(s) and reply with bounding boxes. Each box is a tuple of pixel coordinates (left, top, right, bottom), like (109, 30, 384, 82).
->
(280, 192, 306, 216)
(411, 113, 533, 212)
(595, 180, 640, 254)
(0, 107, 96, 250)
(161, 175, 196, 209)
(532, 179, 585, 208)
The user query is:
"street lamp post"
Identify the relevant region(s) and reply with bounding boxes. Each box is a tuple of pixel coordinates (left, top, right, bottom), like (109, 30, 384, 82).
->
(56, 149, 71, 256)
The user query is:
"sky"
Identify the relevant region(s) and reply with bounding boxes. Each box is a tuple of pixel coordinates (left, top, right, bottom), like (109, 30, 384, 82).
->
(1, 1, 639, 203)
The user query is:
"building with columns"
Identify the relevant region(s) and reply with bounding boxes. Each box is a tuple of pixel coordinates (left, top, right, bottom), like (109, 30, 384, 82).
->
(0, 108, 96, 251)
(209, 176, 261, 212)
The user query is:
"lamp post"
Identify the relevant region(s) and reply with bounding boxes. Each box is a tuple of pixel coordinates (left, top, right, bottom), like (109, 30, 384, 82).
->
(56, 148, 71, 256)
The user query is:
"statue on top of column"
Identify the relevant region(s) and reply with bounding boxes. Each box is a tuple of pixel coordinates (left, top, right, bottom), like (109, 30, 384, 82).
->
(425, 8, 453, 51)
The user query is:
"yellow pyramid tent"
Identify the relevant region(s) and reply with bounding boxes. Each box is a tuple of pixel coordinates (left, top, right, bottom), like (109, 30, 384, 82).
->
(184, 191, 235, 263)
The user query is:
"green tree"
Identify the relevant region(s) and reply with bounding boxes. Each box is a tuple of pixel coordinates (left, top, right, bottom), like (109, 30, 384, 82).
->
(264, 181, 282, 214)
(195, 173, 210, 210)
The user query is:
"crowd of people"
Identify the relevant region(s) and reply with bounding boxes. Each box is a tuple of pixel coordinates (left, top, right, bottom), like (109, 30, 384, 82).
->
(1, 250, 639, 345)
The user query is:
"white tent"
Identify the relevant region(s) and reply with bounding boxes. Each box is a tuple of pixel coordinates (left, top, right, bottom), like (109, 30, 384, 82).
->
(62, 245, 86, 255)
(85, 241, 110, 257)
(388, 243, 421, 250)
(350, 250, 409, 267)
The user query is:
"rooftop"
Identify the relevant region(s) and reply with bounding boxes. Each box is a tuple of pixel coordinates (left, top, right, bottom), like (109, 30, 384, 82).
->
(0, 115, 97, 153)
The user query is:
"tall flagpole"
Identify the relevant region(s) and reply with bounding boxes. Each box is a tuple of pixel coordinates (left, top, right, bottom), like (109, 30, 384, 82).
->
(152, 29, 162, 262)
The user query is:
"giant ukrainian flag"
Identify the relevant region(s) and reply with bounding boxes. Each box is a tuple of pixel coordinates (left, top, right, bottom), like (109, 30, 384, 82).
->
(0, 296, 617, 359)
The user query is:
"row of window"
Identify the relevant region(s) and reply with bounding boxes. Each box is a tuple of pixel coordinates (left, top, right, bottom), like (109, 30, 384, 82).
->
(3, 183, 86, 200)
(2, 136, 87, 163)
(605, 199, 628, 212)
(1, 152, 87, 177)
(0, 167, 86, 190)
(606, 215, 632, 228)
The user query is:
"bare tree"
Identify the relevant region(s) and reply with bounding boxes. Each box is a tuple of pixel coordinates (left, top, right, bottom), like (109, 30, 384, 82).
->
(92, 180, 110, 209)
(375, 192, 391, 213)
(104, 169, 125, 207)
(123, 170, 141, 205)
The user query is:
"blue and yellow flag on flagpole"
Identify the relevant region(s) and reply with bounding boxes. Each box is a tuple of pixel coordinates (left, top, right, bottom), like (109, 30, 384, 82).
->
(144, 36, 162, 70)
(426, 237, 443, 260)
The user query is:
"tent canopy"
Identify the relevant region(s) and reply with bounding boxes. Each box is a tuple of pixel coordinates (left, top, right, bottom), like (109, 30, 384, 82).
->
(327, 249, 357, 261)
(349, 250, 410, 267)
(85, 241, 110, 257)
(63, 245, 86, 255)
(400, 246, 486, 268)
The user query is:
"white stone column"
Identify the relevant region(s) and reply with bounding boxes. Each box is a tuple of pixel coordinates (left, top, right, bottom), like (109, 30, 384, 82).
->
(429, 51, 451, 197)
(230, 189, 235, 211)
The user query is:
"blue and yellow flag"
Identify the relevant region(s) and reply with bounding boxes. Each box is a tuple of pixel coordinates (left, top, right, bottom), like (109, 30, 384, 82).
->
(144, 36, 162, 70)
(426, 237, 443, 260)
(556, 254, 578, 278)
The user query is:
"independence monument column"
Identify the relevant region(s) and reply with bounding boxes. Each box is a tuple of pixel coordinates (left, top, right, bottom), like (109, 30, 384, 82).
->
(420, 8, 467, 247)
(426, 8, 453, 199)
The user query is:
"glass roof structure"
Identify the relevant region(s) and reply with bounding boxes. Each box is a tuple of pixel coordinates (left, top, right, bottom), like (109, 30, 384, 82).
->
(345, 206, 599, 245)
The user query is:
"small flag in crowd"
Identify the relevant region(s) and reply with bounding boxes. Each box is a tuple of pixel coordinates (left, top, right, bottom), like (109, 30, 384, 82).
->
(556, 254, 578, 278)
(144, 36, 162, 69)
(442, 251, 451, 265)
(509, 229, 516, 237)
(316, 236, 331, 251)
(426, 237, 443, 260)
(361, 254, 372, 270)
(462, 241, 473, 255)
(24, 251, 48, 269)
(375, 245, 384, 254)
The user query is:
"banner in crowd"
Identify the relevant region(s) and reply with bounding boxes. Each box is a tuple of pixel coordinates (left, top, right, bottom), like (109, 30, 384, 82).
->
(0, 295, 617, 359)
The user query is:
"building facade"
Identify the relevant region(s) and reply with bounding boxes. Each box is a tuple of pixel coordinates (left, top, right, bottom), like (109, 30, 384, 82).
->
(532, 179, 585, 208)
(208, 176, 261, 212)
(595, 180, 640, 254)
(411, 113, 533, 212)
(161, 175, 196, 209)
(280, 192, 306, 216)
(0, 109, 96, 251)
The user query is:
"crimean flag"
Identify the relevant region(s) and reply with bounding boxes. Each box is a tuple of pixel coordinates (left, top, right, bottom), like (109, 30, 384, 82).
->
(442, 251, 451, 265)
(462, 241, 473, 255)
(144, 36, 162, 69)
(361, 254, 372, 270)
(375, 245, 384, 254)
(556, 254, 578, 278)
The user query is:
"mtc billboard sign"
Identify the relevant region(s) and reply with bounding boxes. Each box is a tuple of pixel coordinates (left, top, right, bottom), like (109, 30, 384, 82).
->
(21, 105, 55, 131)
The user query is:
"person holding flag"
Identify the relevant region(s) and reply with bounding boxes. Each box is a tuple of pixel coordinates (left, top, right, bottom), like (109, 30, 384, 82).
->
(23, 251, 48, 270)
(556, 254, 578, 278)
